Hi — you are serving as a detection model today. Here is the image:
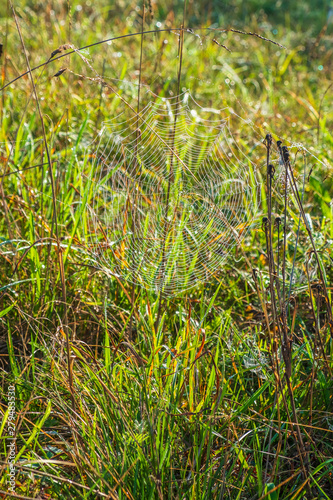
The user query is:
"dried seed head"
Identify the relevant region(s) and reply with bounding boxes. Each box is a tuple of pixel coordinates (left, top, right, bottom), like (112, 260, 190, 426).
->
(268, 164, 275, 178)
(50, 44, 72, 60)
(282, 145, 290, 163)
(265, 133, 272, 147)
(53, 68, 67, 78)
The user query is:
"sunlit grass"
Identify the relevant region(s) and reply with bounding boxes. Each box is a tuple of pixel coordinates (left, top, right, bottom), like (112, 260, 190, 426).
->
(0, 1, 333, 498)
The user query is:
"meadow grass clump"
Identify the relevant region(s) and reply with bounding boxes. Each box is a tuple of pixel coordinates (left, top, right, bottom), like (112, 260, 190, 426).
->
(1, 1, 333, 499)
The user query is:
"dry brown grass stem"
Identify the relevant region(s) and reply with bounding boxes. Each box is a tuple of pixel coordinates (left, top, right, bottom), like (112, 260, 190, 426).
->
(9, 0, 75, 413)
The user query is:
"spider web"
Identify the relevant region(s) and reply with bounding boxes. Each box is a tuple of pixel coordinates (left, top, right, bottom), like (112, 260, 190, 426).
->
(0, 96, 327, 300)
(0, 30, 330, 302)
(84, 91, 265, 296)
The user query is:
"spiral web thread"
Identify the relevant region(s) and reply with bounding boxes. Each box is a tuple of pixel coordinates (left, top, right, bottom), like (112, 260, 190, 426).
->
(84, 91, 266, 296)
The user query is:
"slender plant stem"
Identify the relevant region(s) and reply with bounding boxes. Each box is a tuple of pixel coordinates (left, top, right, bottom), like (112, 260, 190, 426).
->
(9, 1, 75, 412)
(129, 2, 145, 341)
(155, 3, 186, 329)
(287, 152, 306, 311)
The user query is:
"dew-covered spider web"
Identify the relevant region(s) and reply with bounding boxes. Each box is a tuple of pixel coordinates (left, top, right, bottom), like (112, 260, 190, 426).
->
(0, 79, 327, 299)
(84, 91, 265, 296)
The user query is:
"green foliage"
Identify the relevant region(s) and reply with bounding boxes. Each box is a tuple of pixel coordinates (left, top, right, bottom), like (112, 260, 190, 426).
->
(0, 1, 333, 499)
